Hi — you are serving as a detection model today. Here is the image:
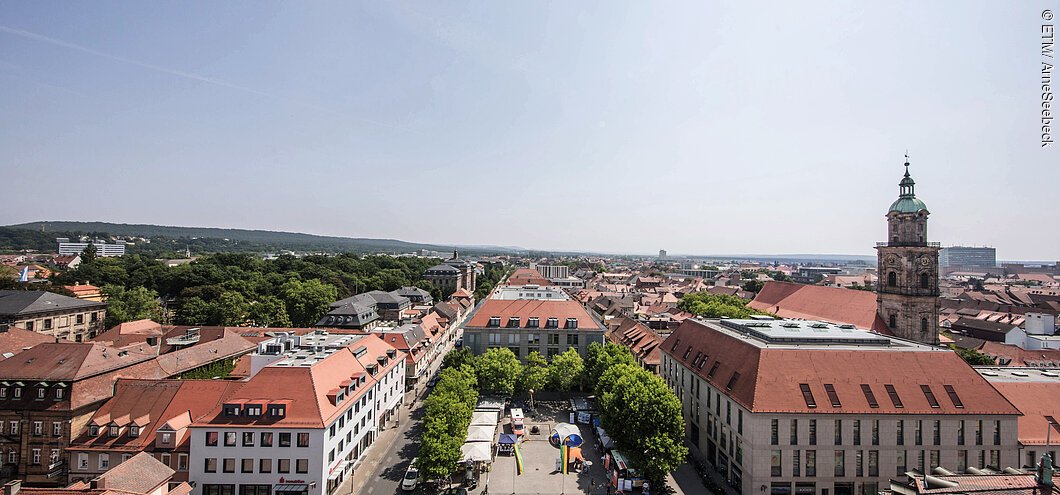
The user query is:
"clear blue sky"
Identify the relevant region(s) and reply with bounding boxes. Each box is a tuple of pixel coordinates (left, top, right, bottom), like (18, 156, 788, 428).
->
(1, 1, 1055, 260)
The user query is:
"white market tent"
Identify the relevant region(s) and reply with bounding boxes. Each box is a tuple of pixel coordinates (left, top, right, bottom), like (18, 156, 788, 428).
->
(461, 441, 493, 463)
(466, 425, 494, 443)
(471, 410, 499, 426)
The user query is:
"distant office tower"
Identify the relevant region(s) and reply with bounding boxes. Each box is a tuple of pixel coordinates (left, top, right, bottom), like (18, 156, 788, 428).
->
(57, 239, 126, 257)
(940, 246, 996, 268)
(876, 157, 940, 345)
(535, 265, 570, 279)
(658, 249, 667, 260)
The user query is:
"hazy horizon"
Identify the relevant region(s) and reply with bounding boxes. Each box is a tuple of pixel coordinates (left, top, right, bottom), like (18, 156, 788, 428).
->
(2, 2, 1056, 259)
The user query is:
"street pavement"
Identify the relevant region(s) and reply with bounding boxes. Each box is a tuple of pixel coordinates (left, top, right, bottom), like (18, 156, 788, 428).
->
(342, 329, 461, 495)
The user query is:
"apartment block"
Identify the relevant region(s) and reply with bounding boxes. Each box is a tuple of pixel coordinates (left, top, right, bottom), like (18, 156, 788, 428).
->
(661, 318, 1021, 495)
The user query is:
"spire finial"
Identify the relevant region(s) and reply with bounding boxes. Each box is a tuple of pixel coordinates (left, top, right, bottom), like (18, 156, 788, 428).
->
(904, 151, 910, 176)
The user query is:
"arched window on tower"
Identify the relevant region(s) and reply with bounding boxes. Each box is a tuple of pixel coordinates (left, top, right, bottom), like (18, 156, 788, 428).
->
(889, 314, 897, 328)
(920, 273, 930, 289)
(888, 272, 897, 287)
(921, 318, 929, 333)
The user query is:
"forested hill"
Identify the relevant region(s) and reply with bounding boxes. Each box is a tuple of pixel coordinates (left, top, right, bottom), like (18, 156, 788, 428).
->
(3, 221, 514, 255)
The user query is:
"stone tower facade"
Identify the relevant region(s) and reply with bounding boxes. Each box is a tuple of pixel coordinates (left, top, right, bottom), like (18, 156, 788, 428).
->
(875, 158, 940, 345)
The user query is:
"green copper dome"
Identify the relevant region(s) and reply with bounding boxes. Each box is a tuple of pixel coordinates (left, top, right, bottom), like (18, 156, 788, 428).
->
(888, 196, 928, 213)
(888, 158, 928, 213)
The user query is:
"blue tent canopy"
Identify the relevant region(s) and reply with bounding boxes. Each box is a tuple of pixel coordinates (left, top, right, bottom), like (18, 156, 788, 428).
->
(498, 434, 518, 445)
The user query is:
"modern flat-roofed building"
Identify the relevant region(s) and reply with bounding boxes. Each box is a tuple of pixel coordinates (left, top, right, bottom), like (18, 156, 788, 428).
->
(57, 240, 126, 258)
(660, 318, 1021, 495)
(490, 285, 570, 301)
(531, 265, 569, 280)
(940, 246, 997, 268)
(188, 333, 404, 495)
(461, 299, 605, 359)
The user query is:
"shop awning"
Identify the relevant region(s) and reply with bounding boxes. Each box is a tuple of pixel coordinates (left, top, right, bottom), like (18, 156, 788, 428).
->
(461, 442, 492, 463)
(466, 425, 494, 443)
(274, 484, 308, 492)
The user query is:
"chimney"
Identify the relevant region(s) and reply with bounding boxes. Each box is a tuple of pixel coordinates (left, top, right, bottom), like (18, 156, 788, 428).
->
(90, 477, 105, 490)
(3, 481, 22, 495)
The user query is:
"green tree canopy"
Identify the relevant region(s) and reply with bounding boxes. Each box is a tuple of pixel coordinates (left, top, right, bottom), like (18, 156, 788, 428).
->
(951, 345, 995, 365)
(597, 364, 688, 484)
(677, 291, 760, 319)
(80, 244, 98, 264)
(247, 295, 292, 327)
(442, 347, 477, 371)
(280, 278, 338, 327)
(518, 351, 549, 394)
(547, 347, 585, 392)
(584, 342, 635, 387)
(475, 348, 522, 396)
(101, 285, 162, 328)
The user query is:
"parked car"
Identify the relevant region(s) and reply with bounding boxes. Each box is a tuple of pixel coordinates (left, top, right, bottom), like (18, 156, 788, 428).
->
(455, 338, 463, 347)
(428, 376, 440, 388)
(401, 458, 419, 491)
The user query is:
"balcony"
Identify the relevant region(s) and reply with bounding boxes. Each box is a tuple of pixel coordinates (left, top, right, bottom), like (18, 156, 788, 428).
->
(875, 242, 941, 248)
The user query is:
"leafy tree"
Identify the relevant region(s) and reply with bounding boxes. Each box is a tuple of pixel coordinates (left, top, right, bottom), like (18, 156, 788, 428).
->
(215, 291, 251, 326)
(951, 345, 995, 365)
(101, 285, 162, 328)
(442, 347, 476, 371)
(175, 296, 213, 325)
(475, 348, 521, 395)
(433, 365, 479, 409)
(247, 295, 292, 327)
(280, 278, 338, 327)
(741, 279, 764, 293)
(518, 351, 549, 393)
(80, 244, 98, 264)
(677, 291, 761, 318)
(547, 347, 585, 392)
(584, 342, 635, 387)
(597, 364, 688, 485)
(417, 424, 464, 483)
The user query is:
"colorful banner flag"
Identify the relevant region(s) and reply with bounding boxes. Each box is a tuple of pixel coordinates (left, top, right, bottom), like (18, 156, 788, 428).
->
(514, 443, 524, 476)
(562, 445, 569, 474)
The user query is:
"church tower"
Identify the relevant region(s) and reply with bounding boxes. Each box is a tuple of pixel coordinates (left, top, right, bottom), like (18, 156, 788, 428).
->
(876, 157, 940, 345)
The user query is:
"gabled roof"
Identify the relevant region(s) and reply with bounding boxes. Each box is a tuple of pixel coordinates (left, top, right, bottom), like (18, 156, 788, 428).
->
(195, 334, 403, 429)
(95, 452, 176, 493)
(72, 379, 239, 451)
(749, 281, 890, 334)
(0, 325, 54, 359)
(987, 380, 1060, 446)
(0, 290, 105, 315)
(0, 342, 155, 381)
(662, 319, 1020, 415)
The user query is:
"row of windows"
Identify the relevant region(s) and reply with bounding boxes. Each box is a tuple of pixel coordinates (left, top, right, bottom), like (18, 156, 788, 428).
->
(206, 431, 309, 448)
(8, 447, 61, 466)
(486, 333, 573, 346)
(0, 386, 65, 400)
(769, 449, 1003, 478)
(204, 458, 308, 474)
(22, 312, 101, 331)
(8, 420, 64, 436)
(769, 418, 1002, 447)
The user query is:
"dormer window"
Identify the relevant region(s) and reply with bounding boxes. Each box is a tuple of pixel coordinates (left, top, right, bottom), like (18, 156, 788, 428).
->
(223, 404, 241, 417)
(55, 388, 64, 400)
(565, 318, 579, 329)
(487, 316, 501, 327)
(527, 317, 539, 328)
(546, 318, 559, 329)
(245, 404, 262, 417)
(108, 425, 119, 437)
(89, 425, 99, 436)
(507, 317, 521, 328)
(129, 426, 140, 438)
(37, 388, 46, 399)
(267, 404, 286, 418)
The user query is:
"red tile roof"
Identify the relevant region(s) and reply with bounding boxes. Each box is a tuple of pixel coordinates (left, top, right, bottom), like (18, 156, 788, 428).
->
(0, 326, 55, 358)
(987, 380, 1060, 446)
(196, 334, 403, 428)
(0, 342, 155, 381)
(979, 342, 1060, 367)
(749, 281, 891, 334)
(662, 319, 1020, 415)
(465, 299, 604, 330)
